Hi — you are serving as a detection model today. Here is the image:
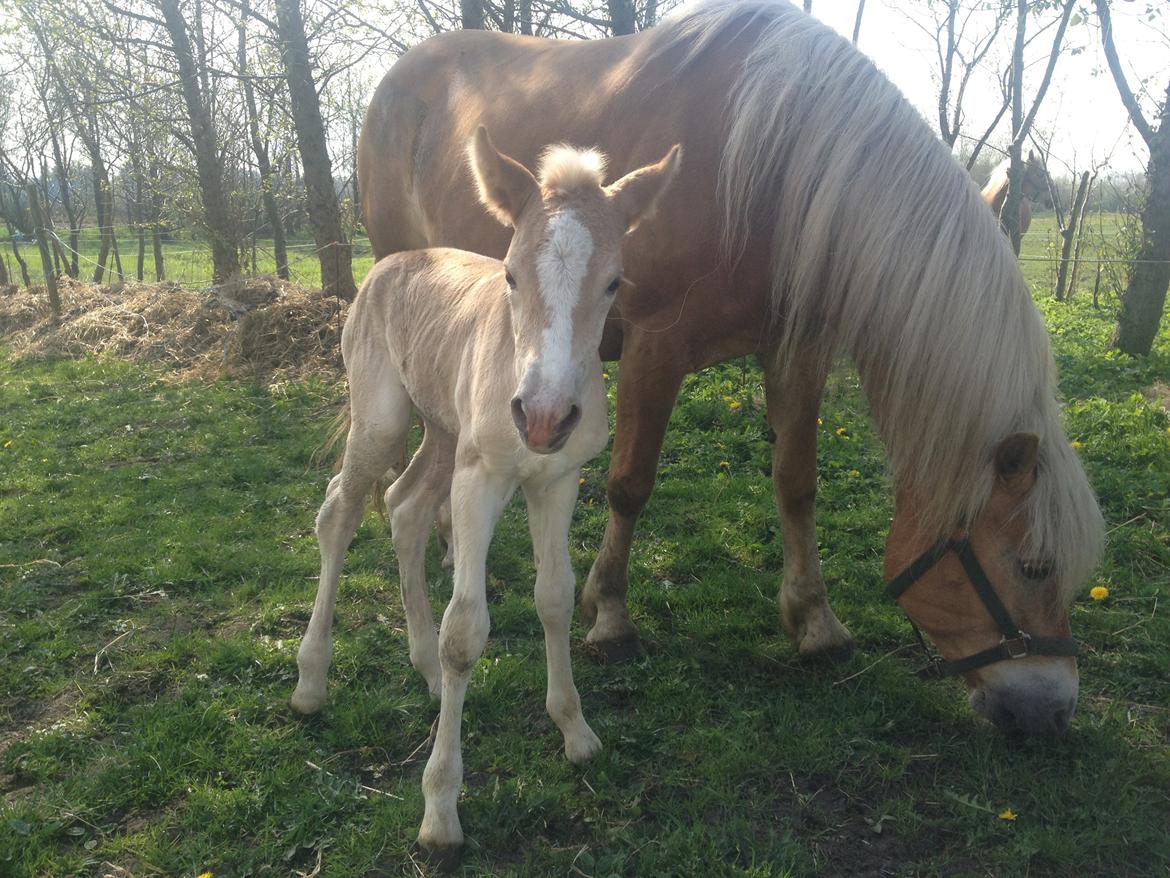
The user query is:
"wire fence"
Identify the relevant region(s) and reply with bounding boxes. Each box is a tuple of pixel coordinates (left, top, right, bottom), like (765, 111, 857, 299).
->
(3, 222, 1168, 296)
(1, 227, 377, 294)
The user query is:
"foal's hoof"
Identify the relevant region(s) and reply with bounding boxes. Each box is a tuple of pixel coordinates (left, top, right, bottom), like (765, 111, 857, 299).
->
(583, 636, 646, 664)
(414, 839, 463, 873)
(289, 684, 326, 716)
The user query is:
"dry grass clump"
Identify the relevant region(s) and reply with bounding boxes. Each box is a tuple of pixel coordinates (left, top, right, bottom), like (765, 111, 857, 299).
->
(0, 276, 347, 380)
(1145, 382, 1170, 415)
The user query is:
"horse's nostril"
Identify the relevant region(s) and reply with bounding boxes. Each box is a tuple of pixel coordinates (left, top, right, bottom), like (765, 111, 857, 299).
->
(511, 397, 527, 435)
(1051, 708, 1072, 735)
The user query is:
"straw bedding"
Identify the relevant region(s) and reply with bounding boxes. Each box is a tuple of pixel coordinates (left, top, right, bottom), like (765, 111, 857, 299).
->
(0, 276, 347, 381)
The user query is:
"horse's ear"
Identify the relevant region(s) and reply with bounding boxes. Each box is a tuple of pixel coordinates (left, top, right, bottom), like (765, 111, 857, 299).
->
(468, 126, 539, 227)
(994, 432, 1039, 494)
(606, 144, 682, 233)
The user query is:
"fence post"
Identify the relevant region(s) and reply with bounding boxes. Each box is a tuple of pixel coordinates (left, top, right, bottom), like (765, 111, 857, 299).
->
(26, 183, 61, 321)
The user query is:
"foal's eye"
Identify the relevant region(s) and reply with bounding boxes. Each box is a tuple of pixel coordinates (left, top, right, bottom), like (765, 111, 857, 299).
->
(1018, 561, 1053, 581)
(505, 271, 517, 288)
(606, 277, 621, 294)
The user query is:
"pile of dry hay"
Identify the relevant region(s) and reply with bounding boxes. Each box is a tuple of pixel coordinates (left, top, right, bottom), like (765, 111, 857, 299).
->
(0, 276, 347, 381)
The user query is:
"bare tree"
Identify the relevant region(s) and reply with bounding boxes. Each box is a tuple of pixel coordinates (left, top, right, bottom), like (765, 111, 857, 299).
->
(238, 0, 289, 278)
(1096, 0, 1170, 356)
(273, 0, 357, 300)
(999, 0, 1077, 253)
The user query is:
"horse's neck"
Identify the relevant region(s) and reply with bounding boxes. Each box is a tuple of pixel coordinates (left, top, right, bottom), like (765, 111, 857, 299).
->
(982, 178, 1007, 213)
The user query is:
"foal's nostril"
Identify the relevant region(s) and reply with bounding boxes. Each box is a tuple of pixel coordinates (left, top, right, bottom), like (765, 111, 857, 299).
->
(561, 405, 581, 433)
(511, 397, 527, 437)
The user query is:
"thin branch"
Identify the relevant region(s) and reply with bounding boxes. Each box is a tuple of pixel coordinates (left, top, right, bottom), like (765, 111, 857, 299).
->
(1094, 0, 1153, 147)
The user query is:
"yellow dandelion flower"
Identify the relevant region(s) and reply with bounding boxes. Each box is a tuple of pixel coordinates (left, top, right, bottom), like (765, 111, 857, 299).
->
(1090, 585, 1109, 601)
(817, 418, 823, 426)
(196, 872, 214, 878)
(602, 372, 610, 380)
(848, 469, 861, 477)
(729, 400, 743, 412)
(836, 427, 847, 436)
(998, 809, 1017, 822)
(719, 460, 730, 469)
(1070, 440, 1083, 449)
(2, 440, 10, 448)
(579, 477, 586, 486)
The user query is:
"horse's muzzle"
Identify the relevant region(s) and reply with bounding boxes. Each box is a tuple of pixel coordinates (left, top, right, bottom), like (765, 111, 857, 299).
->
(512, 398, 581, 454)
(969, 664, 1078, 736)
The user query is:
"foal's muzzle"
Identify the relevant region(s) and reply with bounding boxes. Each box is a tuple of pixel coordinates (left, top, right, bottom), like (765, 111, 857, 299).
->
(511, 397, 581, 454)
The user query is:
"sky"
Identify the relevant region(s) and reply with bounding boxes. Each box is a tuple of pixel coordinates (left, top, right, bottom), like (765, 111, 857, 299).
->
(807, 0, 1168, 174)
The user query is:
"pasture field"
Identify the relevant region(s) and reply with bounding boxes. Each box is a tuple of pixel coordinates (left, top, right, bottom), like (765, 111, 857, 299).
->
(2, 210, 1129, 295)
(2, 229, 378, 292)
(1, 289, 1169, 875)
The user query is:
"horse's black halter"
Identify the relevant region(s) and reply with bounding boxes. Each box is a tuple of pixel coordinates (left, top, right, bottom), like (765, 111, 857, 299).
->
(885, 536, 1078, 679)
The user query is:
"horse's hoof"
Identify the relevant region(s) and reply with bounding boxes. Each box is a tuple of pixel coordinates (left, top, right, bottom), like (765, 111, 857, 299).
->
(289, 686, 325, 716)
(583, 636, 645, 664)
(565, 726, 602, 764)
(414, 838, 463, 873)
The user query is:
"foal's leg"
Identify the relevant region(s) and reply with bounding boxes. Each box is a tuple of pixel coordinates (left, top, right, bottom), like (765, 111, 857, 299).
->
(419, 461, 514, 851)
(763, 350, 854, 658)
(291, 376, 412, 714)
(581, 334, 687, 658)
(385, 424, 456, 698)
(525, 472, 602, 763)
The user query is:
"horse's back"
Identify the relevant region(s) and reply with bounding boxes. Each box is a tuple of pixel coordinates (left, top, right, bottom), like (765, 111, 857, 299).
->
(347, 247, 509, 435)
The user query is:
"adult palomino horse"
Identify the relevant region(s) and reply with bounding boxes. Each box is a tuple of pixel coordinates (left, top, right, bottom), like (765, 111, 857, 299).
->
(982, 151, 1052, 235)
(292, 128, 681, 849)
(359, 0, 1103, 735)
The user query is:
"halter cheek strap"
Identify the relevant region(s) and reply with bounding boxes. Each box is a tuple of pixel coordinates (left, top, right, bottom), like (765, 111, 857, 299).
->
(885, 537, 1078, 679)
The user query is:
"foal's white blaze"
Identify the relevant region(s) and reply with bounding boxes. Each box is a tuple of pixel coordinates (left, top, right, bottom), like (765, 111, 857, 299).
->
(526, 209, 593, 408)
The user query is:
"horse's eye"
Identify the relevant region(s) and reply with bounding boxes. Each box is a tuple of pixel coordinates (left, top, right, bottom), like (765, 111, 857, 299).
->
(505, 271, 516, 288)
(1019, 561, 1053, 581)
(606, 277, 621, 294)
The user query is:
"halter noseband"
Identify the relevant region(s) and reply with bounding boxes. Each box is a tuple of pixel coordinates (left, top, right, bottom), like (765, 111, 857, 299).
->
(885, 536, 1078, 679)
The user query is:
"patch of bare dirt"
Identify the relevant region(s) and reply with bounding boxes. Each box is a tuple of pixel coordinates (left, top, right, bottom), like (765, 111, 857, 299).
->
(0, 276, 347, 381)
(1145, 382, 1170, 415)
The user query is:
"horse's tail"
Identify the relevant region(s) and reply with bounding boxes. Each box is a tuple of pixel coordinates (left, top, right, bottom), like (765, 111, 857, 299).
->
(312, 403, 406, 523)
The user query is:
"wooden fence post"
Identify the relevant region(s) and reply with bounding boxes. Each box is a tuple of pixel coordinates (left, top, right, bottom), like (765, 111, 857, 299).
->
(26, 182, 61, 320)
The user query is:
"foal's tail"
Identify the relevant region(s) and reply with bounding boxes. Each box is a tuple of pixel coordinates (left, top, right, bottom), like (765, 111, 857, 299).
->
(311, 403, 407, 522)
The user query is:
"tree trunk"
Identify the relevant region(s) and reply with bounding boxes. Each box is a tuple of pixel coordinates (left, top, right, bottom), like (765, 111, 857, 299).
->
(274, 0, 357, 301)
(461, 0, 483, 29)
(159, 0, 240, 283)
(0, 250, 9, 286)
(239, 3, 289, 279)
(520, 0, 532, 34)
(1111, 80, 1170, 356)
(1055, 171, 1090, 301)
(27, 183, 61, 320)
(1067, 173, 1096, 298)
(149, 161, 166, 281)
(608, 0, 635, 35)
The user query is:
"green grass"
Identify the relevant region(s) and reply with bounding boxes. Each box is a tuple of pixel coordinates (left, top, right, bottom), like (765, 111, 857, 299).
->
(3, 228, 378, 290)
(1, 289, 1168, 875)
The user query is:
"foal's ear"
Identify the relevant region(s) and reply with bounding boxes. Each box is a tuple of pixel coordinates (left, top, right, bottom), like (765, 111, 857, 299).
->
(606, 144, 683, 233)
(468, 126, 539, 227)
(994, 432, 1039, 494)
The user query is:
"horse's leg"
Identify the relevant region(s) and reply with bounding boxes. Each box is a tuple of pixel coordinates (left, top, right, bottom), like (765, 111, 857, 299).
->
(385, 424, 456, 698)
(436, 497, 455, 570)
(581, 335, 687, 659)
(291, 375, 412, 715)
(418, 460, 513, 851)
(524, 472, 602, 763)
(763, 350, 854, 658)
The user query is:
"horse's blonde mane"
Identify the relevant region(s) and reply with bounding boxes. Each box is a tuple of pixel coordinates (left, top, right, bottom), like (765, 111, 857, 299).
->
(653, 0, 1103, 595)
(982, 157, 1011, 200)
(538, 145, 608, 193)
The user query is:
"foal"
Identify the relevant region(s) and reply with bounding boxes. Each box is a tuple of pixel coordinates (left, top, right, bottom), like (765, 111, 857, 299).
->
(291, 127, 681, 849)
